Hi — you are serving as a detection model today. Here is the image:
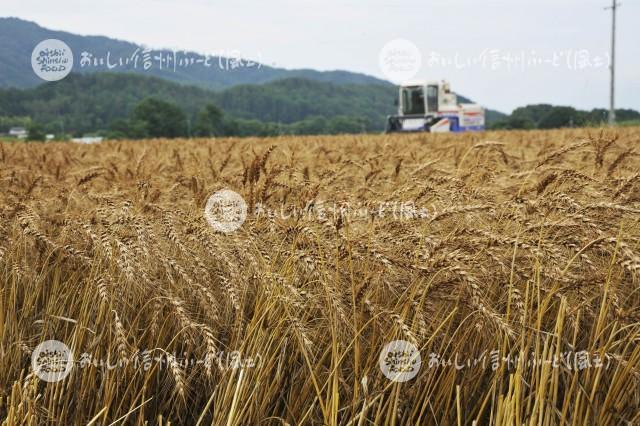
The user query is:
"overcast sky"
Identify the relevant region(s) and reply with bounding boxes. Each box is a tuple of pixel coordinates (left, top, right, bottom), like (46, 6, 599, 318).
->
(3, 0, 639, 113)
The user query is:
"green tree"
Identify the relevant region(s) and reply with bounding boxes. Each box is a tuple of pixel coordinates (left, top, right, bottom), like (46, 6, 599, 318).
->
(106, 118, 148, 139)
(0, 116, 32, 133)
(511, 104, 554, 127)
(27, 123, 46, 141)
(194, 104, 225, 137)
(132, 98, 187, 138)
(615, 108, 640, 122)
(327, 116, 368, 134)
(289, 116, 328, 135)
(538, 107, 586, 129)
(489, 116, 535, 130)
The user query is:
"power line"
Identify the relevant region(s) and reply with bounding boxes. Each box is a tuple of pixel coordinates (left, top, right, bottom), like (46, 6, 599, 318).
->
(605, 0, 621, 126)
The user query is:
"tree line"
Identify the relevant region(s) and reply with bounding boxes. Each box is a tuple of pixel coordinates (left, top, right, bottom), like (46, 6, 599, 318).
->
(489, 104, 640, 130)
(102, 97, 372, 139)
(0, 73, 388, 139)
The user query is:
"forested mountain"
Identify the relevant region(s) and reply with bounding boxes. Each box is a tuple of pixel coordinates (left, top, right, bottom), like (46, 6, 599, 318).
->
(0, 17, 389, 89)
(0, 72, 396, 134)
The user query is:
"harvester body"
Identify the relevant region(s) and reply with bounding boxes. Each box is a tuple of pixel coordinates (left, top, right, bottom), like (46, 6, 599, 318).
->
(386, 80, 485, 133)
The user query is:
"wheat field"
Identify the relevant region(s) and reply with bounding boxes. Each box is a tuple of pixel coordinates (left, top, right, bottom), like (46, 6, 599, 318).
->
(1, 128, 639, 425)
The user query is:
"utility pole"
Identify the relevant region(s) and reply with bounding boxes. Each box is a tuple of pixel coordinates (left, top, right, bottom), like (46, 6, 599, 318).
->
(605, 0, 620, 125)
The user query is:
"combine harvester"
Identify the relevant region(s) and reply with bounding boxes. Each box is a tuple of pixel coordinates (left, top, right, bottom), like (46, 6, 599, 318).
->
(386, 80, 485, 133)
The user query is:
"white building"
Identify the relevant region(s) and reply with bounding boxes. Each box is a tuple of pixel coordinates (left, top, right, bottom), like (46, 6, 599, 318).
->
(8, 127, 28, 139)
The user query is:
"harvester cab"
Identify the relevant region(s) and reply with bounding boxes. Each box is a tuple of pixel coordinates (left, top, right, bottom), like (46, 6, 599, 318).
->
(386, 80, 485, 133)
